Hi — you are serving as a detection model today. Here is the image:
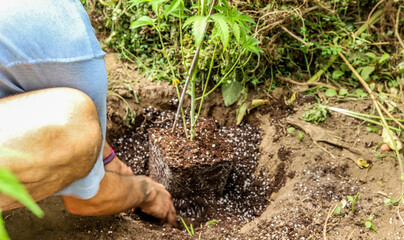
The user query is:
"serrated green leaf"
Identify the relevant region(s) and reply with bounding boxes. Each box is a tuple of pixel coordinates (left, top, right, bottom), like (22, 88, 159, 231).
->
(222, 81, 243, 106)
(164, 0, 181, 17)
(220, 0, 230, 10)
(130, 16, 156, 29)
(183, 15, 201, 28)
(214, 6, 228, 13)
(236, 14, 255, 24)
(193, 16, 208, 46)
(231, 21, 240, 42)
(183, 16, 208, 46)
(211, 13, 230, 51)
(332, 70, 344, 79)
(325, 88, 337, 97)
(379, 52, 390, 64)
(244, 36, 262, 55)
(0, 168, 43, 217)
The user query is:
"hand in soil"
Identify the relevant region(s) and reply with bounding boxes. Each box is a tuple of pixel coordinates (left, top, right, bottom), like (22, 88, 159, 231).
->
(136, 176, 178, 227)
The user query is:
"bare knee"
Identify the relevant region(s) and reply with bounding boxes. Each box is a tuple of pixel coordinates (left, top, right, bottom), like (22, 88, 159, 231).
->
(0, 87, 102, 194)
(50, 88, 103, 179)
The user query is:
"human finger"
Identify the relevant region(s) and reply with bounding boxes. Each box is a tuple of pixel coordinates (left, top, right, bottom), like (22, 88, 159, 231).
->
(166, 208, 178, 227)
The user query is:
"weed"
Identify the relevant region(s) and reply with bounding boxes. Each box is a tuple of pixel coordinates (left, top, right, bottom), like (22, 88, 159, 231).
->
(287, 127, 295, 134)
(347, 192, 359, 213)
(297, 131, 304, 141)
(366, 124, 379, 133)
(300, 103, 328, 124)
(206, 219, 218, 226)
(179, 216, 194, 237)
(361, 215, 378, 232)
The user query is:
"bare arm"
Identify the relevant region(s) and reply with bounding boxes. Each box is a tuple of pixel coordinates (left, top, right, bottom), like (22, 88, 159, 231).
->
(62, 142, 178, 226)
(62, 173, 177, 226)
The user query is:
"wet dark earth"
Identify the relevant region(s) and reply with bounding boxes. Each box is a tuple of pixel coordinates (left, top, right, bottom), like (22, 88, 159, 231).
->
(109, 107, 274, 234)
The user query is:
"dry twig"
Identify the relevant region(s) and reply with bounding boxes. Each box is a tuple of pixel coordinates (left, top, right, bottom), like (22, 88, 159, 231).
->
(323, 204, 338, 240)
(277, 76, 338, 90)
(280, 25, 310, 46)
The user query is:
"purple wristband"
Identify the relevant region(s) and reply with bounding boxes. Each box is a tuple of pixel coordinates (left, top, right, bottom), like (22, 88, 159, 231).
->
(103, 147, 115, 165)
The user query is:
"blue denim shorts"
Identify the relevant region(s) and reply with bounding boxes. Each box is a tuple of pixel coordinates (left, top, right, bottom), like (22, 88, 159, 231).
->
(0, 0, 107, 199)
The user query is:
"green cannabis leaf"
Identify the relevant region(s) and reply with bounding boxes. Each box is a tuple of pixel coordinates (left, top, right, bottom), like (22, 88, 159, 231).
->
(210, 13, 230, 51)
(183, 15, 208, 46)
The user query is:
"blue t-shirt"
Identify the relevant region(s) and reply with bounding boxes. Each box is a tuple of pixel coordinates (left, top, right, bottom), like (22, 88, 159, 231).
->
(0, 0, 107, 199)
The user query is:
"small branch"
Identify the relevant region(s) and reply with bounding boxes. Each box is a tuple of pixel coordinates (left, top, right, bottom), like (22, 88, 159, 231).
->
(277, 76, 338, 90)
(395, 6, 404, 49)
(376, 101, 404, 129)
(364, 42, 390, 45)
(313, 141, 336, 159)
(366, 0, 385, 28)
(323, 204, 338, 240)
(280, 25, 310, 47)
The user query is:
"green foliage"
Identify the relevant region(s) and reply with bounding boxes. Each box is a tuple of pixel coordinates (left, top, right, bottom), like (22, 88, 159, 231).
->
(325, 88, 337, 97)
(0, 148, 44, 240)
(183, 15, 209, 47)
(179, 216, 195, 237)
(287, 127, 295, 134)
(361, 215, 377, 232)
(206, 219, 218, 226)
(347, 192, 359, 213)
(221, 80, 242, 106)
(0, 168, 43, 218)
(297, 131, 304, 141)
(300, 103, 328, 124)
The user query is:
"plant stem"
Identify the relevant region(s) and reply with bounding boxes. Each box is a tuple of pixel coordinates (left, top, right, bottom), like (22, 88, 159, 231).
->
(179, 4, 188, 71)
(156, 27, 176, 79)
(195, 42, 219, 124)
(325, 106, 404, 123)
(172, 0, 217, 131)
(190, 69, 197, 140)
(155, 7, 189, 134)
(196, 49, 244, 100)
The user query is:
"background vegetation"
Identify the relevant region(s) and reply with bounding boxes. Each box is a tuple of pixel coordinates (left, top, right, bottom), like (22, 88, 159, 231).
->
(82, 0, 403, 100)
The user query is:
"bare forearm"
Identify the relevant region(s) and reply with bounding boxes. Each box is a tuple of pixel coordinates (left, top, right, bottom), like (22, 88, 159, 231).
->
(62, 172, 147, 216)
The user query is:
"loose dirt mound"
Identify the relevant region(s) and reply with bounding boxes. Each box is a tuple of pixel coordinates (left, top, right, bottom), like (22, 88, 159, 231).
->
(5, 54, 404, 239)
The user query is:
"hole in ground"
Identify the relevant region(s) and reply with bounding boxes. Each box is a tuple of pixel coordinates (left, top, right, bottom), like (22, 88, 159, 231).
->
(109, 108, 286, 228)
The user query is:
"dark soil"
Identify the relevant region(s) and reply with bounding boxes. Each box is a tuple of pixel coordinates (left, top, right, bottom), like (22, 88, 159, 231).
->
(148, 118, 234, 197)
(109, 108, 274, 232)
